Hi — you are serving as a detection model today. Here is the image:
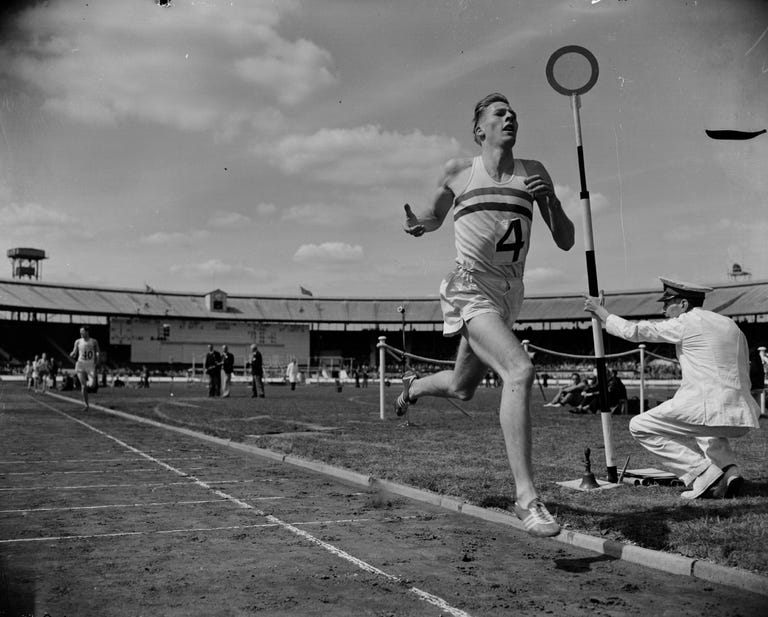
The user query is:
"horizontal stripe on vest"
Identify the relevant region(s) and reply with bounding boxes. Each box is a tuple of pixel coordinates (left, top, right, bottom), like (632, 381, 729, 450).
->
(454, 202, 533, 222)
(456, 187, 533, 206)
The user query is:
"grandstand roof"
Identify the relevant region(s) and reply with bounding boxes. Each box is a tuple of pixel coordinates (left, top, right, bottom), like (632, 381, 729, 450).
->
(0, 278, 766, 325)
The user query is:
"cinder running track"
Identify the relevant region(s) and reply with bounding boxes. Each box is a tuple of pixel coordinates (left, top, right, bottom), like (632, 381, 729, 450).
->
(1, 386, 764, 617)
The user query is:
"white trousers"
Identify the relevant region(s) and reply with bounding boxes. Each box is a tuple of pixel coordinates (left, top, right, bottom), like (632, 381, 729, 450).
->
(629, 409, 750, 486)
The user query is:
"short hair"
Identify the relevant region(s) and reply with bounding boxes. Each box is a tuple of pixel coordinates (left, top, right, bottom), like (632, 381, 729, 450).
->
(472, 93, 510, 145)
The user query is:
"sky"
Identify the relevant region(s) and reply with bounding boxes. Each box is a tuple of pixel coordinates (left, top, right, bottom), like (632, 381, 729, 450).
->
(0, 0, 766, 299)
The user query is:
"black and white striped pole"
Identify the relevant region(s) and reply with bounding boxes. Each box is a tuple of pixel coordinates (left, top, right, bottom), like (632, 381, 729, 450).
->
(546, 45, 617, 483)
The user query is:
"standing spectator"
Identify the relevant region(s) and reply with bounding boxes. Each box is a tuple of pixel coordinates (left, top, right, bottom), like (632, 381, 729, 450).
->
(249, 344, 265, 398)
(36, 353, 50, 393)
(286, 357, 299, 391)
(140, 365, 150, 388)
(24, 360, 34, 390)
(584, 278, 761, 499)
(49, 357, 58, 390)
(221, 345, 235, 398)
(361, 364, 369, 388)
(70, 327, 100, 412)
(204, 344, 222, 397)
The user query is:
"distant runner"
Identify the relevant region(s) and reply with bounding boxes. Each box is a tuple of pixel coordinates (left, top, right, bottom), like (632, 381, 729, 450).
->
(70, 326, 100, 411)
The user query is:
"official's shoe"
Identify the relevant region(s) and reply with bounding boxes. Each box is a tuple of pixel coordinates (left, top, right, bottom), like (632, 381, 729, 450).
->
(681, 465, 724, 500)
(394, 372, 418, 417)
(514, 499, 561, 538)
(708, 465, 744, 499)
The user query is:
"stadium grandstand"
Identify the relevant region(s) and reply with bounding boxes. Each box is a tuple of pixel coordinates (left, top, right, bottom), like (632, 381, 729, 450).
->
(1, 277, 766, 382)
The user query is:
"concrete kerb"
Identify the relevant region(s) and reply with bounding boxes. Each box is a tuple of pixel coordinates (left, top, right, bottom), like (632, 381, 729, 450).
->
(44, 392, 768, 597)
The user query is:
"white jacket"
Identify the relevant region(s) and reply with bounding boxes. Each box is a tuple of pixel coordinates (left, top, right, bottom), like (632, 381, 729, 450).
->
(606, 308, 760, 427)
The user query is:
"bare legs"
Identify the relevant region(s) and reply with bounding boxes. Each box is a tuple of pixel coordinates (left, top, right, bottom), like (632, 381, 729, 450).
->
(78, 371, 90, 410)
(407, 312, 538, 507)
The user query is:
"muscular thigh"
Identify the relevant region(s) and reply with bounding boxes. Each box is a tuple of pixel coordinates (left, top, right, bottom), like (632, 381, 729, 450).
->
(459, 312, 531, 383)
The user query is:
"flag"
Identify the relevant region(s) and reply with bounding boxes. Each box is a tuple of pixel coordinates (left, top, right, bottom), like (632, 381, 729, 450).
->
(144, 283, 156, 294)
(300, 286, 313, 297)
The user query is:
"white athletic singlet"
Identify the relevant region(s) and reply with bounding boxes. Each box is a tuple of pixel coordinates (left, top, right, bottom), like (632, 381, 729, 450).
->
(449, 157, 533, 279)
(75, 338, 98, 364)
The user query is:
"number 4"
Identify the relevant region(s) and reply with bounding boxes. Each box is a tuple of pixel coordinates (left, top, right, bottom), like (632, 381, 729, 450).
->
(496, 218, 524, 261)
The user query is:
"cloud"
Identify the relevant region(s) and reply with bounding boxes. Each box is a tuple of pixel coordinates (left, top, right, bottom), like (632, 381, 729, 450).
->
(0, 202, 87, 240)
(207, 211, 251, 229)
(266, 125, 462, 186)
(293, 242, 364, 263)
(140, 229, 210, 245)
(169, 258, 262, 278)
(254, 203, 277, 216)
(524, 266, 571, 287)
(2, 0, 336, 135)
(555, 184, 609, 215)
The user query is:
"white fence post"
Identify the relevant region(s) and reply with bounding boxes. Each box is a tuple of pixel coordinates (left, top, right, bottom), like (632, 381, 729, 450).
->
(638, 344, 646, 413)
(378, 336, 386, 420)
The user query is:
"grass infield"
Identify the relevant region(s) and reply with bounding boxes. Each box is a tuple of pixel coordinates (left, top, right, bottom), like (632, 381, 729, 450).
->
(65, 379, 768, 576)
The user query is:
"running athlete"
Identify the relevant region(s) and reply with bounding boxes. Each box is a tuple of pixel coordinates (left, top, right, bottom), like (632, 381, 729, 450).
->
(70, 326, 100, 411)
(397, 93, 575, 537)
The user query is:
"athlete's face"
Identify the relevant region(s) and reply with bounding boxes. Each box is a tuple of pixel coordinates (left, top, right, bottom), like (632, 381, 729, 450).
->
(80, 328, 89, 339)
(477, 102, 517, 146)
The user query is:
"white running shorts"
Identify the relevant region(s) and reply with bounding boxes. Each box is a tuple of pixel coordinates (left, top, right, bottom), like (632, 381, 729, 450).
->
(439, 266, 524, 336)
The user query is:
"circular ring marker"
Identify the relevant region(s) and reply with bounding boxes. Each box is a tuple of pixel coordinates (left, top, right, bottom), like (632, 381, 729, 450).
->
(546, 45, 599, 96)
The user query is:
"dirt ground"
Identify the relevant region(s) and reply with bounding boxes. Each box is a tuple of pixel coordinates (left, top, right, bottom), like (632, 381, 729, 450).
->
(1, 384, 765, 617)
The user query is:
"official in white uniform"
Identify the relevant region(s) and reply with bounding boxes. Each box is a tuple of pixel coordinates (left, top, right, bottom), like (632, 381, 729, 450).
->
(584, 278, 760, 499)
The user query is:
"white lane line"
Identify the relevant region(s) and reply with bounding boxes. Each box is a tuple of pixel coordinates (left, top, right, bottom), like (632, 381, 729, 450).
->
(0, 498, 282, 514)
(4, 467, 209, 476)
(0, 456, 220, 464)
(0, 514, 432, 543)
(32, 398, 475, 617)
(0, 478, 285, 492)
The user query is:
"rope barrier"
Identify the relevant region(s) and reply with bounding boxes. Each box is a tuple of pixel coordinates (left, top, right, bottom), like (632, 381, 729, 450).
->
(378, 342, 456, 366)
(644, 350, 680, 365)
(526, 342, 638, 360)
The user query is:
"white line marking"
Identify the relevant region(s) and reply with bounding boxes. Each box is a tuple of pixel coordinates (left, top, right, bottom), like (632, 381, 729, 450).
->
(31, 398, 475, 617)
(0, 479, 264, 492)
(0, 515, 431, 543)
(4, 467, 209, 476)
(0, 456, 218, 464)
(0, 498, 284, 514)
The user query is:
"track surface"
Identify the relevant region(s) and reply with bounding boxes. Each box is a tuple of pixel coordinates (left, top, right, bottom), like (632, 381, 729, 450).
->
(1, 387, 764, 616)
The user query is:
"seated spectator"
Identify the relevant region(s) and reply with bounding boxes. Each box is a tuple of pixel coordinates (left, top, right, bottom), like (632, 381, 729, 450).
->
(544, 372, 585, 408)
(572, 375, 600, 414)
(607, 369, 628, 414)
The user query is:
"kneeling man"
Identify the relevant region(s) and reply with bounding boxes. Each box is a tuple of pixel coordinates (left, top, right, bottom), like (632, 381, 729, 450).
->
(584, 278, 760, 499)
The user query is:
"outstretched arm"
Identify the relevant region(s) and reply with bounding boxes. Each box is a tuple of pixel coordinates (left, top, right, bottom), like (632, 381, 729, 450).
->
(524, 160, 574, 251)
(403, 157, 472, 237)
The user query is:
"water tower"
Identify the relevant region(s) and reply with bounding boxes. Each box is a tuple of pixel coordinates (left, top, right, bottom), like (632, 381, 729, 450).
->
(7, 247, 47, 280)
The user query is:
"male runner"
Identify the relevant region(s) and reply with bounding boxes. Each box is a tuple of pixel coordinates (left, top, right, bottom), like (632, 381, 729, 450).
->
(398, 93, 575, 537)
(70, 326, 100, 411)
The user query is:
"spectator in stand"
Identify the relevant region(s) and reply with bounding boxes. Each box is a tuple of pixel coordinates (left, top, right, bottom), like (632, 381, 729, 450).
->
(221, 345, 235, 398)
(204, 344, 222, 397)
(543, 372, 585, 408)
(249, 344, 265, 398)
